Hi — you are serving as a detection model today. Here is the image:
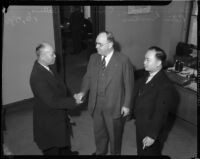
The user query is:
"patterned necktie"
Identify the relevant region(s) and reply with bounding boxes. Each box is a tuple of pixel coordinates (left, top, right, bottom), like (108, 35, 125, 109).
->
(102, 56, 106, 70)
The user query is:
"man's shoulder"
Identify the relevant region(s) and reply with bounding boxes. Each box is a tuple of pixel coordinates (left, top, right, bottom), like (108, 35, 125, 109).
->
(31, 61, 39, 73)
(90, 53, 100, 60)
(115, 51, 128, 58)
(157, 70, 173, 87)
(30, 61, 46, 79)
(114, 52, 131, 64)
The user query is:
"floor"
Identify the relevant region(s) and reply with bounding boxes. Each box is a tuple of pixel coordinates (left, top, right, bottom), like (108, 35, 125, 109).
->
(3, 45, 197, 158)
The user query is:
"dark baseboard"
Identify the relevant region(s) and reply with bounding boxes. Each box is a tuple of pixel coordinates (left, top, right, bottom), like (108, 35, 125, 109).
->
(2, 98, 34, 131)
(3, 98, 34, 113)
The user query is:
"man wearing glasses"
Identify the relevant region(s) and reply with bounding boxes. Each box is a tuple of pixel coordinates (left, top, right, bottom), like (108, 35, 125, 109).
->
(74, 31, 134, 155)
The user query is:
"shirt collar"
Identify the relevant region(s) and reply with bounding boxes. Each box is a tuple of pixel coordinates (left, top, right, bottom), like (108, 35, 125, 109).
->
(102, 50, 114, 60)
(106, 50, 114, 60)
(149, 68, 161, 78)
(38, 61, 50, 71)
(101, 50, 114, 66)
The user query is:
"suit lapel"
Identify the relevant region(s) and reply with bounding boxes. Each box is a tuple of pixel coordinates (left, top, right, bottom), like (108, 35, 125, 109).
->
(36, 61, 57, 83)
(93, 54, 102, 90)
(140, 70, 164, 95)
(96, 54, 102, 73)
(35, 61, 67, 94)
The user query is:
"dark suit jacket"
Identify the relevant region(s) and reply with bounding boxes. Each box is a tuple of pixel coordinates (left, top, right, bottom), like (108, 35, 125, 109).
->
(81, 51, 134, 119)
(30, 61, 75, 150)
(133, 69, 175, 140)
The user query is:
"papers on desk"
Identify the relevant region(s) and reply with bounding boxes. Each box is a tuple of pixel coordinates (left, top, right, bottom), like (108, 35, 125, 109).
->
(167, 67, 197, 92)
(167, 66, 196, 77)
(181, 66, 195, 75)
(190, 49, 197, 58)
(184, 82, 197, 92)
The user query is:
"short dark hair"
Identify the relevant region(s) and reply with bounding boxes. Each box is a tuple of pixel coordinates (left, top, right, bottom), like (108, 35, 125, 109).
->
(36, 43, 45, 57)
(148, 46, 167, 65)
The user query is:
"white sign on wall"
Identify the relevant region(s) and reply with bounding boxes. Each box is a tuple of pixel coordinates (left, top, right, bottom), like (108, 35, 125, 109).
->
(128, 6, 151, 14)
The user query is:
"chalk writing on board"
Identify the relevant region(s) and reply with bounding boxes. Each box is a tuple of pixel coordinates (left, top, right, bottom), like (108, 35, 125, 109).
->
(164, 14, 186, 23)
(122, 11, 160, 22)
(5, 11, 38, 26)
(122, 11, 186, 23)
(31, 7, 53, 14)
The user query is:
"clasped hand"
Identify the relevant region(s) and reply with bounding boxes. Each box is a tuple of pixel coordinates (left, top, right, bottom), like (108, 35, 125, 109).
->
(121, 106, 130, 117)
(73, 92, 84, 104)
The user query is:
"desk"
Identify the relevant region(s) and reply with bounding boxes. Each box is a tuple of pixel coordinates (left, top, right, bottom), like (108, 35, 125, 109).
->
(166, 72, 197, 126)
(174, 84, 197, 125)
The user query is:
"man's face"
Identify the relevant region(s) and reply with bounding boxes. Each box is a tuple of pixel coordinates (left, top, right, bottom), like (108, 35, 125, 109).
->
(144, 50, 161, 73)
(41, 45, 56, 65)
(95, 33, 111, 56)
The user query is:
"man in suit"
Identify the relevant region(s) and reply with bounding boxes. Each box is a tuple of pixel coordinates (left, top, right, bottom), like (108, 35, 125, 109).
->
(69, 6, 84, 55)
(30, 43, 78, 155)
(133, 46, 175, 156)
(74, 31, 134, 155)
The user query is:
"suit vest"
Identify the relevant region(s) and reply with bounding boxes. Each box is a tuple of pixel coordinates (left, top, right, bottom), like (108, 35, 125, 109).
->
(97, 66, 109, 97)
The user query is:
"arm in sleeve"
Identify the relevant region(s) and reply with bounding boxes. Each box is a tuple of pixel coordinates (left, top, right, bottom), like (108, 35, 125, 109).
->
(80, 54, 94, 96)
(147, 83, 174, 139)
(123, 58, 134, 109)
(31, 76, 75, 110)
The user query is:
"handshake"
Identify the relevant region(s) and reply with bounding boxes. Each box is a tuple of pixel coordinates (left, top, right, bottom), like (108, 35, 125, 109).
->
(73, 92, 84, 105)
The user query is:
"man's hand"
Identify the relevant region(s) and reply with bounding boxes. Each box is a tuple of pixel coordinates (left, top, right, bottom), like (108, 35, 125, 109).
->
(142, 136, 155, 149)
(121, 106, 130, 117)
(73, 92, 84, 104)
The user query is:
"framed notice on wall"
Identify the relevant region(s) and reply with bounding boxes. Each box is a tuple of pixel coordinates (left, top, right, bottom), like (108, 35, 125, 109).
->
(128, 6, 151, 14)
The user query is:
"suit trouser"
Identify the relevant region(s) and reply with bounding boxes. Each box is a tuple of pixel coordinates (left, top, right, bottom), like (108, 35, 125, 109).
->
(136, 128, 162, 156)
(93, 96, 125, 155)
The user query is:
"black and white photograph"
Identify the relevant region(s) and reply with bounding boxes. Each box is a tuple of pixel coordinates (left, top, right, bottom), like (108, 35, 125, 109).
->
(2, 0, 198, 158)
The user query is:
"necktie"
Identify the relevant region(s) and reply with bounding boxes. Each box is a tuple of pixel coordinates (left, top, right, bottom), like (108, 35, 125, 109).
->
(102, 56, 106, 70)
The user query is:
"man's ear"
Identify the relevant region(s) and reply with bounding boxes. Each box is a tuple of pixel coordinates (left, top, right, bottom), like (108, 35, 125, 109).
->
(157, 60, 162, 67)
(108, 42, 113, 49)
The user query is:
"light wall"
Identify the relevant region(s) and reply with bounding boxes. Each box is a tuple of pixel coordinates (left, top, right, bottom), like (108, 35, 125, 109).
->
(84, 6, 91, 19)
(105, 1, 190, 69)
(2, 6, 55, 105)
(2, 2, 190, 105)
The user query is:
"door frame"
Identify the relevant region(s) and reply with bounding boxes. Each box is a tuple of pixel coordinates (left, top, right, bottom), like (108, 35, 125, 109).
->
(52, 6, 65, 80)
(52, 5, 105, 81)
(91, 6, 105, 42)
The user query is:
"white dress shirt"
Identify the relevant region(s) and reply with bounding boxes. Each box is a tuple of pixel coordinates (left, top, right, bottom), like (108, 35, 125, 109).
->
(146, 69, 161, 84)
(38, 62, 53, 74)
(101, 50, 114, 67)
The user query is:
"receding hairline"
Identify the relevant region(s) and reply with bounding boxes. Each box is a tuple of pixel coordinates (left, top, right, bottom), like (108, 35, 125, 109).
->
(36, 42, 53, 57)
(97, 31, 114, 44)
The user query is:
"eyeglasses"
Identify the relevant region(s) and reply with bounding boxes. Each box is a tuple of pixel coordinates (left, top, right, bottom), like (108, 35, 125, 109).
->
(96, 42, 110, 48)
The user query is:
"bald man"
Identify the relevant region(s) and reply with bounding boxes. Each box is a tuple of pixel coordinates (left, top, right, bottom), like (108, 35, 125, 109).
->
(30, 43, 78, 155)
(75, 31, 134, 155)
